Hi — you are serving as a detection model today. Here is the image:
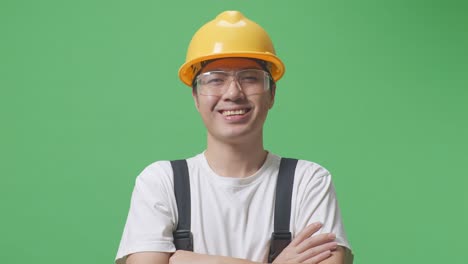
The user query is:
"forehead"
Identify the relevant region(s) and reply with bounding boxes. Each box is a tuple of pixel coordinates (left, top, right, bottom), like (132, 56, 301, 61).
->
(201, 58, 263, 72)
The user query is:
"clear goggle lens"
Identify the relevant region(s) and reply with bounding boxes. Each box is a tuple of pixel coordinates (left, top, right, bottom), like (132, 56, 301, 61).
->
(195, 69, 271, 96)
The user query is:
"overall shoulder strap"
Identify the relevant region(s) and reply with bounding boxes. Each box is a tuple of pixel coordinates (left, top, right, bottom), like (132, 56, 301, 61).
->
(170, 159, 193, 251)
(268, 158, 298, 263)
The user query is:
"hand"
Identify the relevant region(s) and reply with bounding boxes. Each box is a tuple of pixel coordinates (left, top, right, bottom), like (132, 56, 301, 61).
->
(272, 222, 338, 264)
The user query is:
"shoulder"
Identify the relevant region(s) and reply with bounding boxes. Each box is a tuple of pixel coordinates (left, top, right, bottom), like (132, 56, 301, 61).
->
(135, 153, 203, 189)
(294, 159, 339, 203)
(275, 155, 332, 182)
(127, 161, 174, 203)
(295, 159, 331, 181)
(270, 153, 333, 186)
(136, 160, 173, 185)
(278, 157, 334, 194)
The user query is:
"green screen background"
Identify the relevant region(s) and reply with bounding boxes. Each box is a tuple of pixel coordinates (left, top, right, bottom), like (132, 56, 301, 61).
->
(1, 0, 467, 263)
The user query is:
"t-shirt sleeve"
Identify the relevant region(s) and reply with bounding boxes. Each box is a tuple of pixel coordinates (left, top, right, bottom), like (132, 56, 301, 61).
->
(115, 161, 177, 264)
(292, 161, 352, 251)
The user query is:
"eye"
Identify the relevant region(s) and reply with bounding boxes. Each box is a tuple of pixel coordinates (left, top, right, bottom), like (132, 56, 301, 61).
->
(202, 73, 228, 86)
(240, 76, 259, 83)
(239, 71, 262, 83)
(206, 78, 225, 85)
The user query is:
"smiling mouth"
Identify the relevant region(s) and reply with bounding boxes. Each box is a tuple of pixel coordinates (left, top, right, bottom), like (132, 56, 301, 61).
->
(220, 108, 251, 116)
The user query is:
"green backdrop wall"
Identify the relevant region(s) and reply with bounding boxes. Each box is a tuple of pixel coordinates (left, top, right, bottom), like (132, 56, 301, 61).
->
(1, 0, 467, 263)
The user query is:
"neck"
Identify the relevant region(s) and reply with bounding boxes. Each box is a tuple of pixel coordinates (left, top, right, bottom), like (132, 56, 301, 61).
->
(205, 134, 268, 178)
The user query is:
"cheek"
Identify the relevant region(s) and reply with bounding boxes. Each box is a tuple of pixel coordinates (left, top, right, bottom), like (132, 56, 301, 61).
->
(197, 97, 219, 116)
(258, 97, 273, 113)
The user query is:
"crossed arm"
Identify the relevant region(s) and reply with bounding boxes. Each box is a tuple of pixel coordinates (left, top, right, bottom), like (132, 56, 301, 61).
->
(126, 223, 353, 264)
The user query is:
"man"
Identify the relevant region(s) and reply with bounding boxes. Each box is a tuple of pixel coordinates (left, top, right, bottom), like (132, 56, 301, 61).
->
(116, 11, 352, 264)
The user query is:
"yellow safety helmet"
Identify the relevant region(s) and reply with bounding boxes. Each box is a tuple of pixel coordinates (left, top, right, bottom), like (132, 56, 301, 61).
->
(178, 11, 285, 87)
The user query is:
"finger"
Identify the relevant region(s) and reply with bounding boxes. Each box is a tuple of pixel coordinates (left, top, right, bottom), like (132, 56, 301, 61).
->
(295, 242, 338, 262)
(296, 233, 336, 253)
(304, 250, 332, 264)
(290, 222, 322, 246)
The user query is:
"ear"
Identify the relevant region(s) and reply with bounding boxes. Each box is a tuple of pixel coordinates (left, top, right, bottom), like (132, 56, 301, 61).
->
(269, 84, 276, 109)
(192, 89, 200, 112)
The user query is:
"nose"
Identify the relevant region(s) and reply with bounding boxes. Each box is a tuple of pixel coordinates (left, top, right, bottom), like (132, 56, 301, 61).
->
(222, 79, 246, 101)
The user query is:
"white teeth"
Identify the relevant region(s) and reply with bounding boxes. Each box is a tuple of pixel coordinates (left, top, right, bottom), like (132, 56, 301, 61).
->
(222, 109, 247, 116)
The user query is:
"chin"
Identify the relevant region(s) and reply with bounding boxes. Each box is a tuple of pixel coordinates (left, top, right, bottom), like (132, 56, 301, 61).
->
(210, 127, 262, 144)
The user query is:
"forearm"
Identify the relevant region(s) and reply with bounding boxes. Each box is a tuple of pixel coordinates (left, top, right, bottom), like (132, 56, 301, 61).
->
(203, 254, 262, 264)
(127, 252, 171, 264)
(170, 250, 261, 264)
(126, 247, 352, 264)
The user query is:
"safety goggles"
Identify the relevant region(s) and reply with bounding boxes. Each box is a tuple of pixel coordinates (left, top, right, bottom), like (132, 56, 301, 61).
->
(195, 69, 271, 96)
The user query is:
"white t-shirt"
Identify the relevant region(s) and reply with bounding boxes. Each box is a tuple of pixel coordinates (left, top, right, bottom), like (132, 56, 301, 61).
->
(115, 152, 351, 264)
